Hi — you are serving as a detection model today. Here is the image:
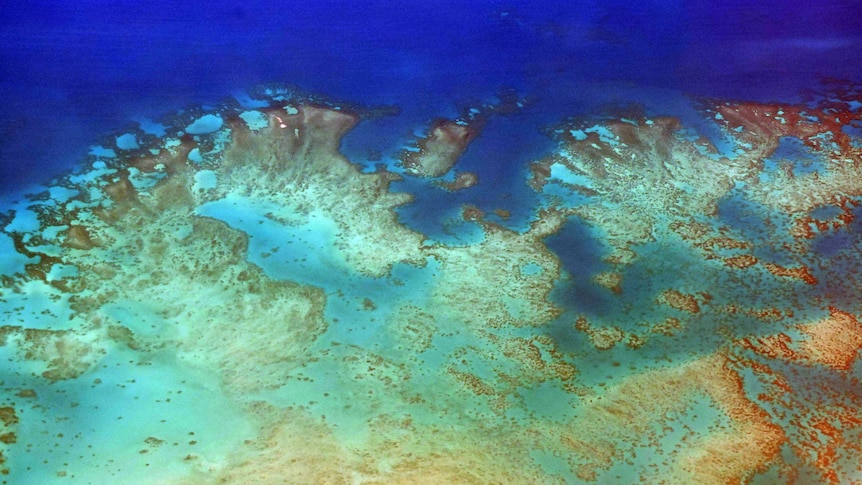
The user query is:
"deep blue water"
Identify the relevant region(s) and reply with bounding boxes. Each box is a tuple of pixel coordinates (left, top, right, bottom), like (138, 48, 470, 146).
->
(3, 0, 862, 194)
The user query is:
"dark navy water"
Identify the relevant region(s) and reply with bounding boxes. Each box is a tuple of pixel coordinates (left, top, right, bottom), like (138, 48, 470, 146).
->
(3, 0, 862, 194)
(544, 217, 613, 316)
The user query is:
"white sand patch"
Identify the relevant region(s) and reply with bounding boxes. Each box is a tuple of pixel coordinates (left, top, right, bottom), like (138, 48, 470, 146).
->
(188, 147, 204, 163)
(185, 114, 224, 134)
(193, 170, 218, 191)
(239, 110, 268, 130)
(116, 133, 140, 150)
(89, 145, 117, 157)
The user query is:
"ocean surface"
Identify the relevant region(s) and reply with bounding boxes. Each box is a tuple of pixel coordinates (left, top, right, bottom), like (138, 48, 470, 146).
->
(2, 1, 862, 483)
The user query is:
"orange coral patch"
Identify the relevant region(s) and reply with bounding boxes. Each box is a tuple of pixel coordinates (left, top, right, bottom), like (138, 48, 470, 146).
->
(763, 262, 818, 285)
(797, 307, 862, 371)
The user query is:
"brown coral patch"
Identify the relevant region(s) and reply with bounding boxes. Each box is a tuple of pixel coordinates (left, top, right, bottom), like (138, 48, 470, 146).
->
(64, 224, 97, 250)
(651, 317, 683, 337)
(435, 171, 478, 191)
(103, 172, 137, 202)
(446, 367, 497, 396)
(132, 137, 195, 173)
(676, 355, 787, 484)
(657, 289, 702, 314)
(0, 408, 17, 427)
(591, 271, 622, 294)
(797, 307, 862, 371)
(734, 308, 862, 371)
(400, 120, 480, 177)
(724, 254, 758, 269)
(669, 219, 712, 241)
(763, 262, 818, 285)
(574, 316, 625, 350)
(737, 333, 797, 361)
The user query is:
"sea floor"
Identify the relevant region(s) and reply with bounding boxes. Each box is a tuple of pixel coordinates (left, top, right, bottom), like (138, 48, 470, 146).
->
(2, 82, 862, 484)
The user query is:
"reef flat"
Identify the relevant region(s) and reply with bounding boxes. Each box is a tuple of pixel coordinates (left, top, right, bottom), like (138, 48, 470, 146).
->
(2, 82, 862, 484)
